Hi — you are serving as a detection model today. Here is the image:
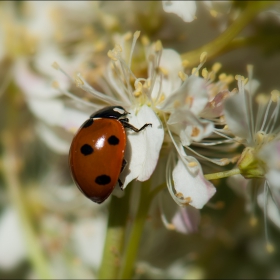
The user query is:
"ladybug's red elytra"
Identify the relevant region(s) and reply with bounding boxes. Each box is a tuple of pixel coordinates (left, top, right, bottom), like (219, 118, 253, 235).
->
(69, 106, 151, 204)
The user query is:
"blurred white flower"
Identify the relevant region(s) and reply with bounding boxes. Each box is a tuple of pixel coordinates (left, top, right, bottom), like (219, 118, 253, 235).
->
(162, 1, 232, 23)
(162, 1, 197, 22)
(0, 209, 27, 270)
(72, 215, 106, 269)
(224, 66, 280, 245)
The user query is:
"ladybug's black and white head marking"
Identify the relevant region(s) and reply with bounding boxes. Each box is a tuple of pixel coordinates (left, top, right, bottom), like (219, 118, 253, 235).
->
(90, 106, 128, 120)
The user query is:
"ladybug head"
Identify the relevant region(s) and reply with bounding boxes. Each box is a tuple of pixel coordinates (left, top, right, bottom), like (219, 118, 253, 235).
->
(90, 106, 129, 120)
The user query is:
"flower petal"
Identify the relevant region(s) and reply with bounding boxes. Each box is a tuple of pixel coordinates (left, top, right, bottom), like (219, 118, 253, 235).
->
(258, 192, 280, 228)
(224, 94, 249, 140)
(160, 76, 208, 115)
(152, 49, 183, 101)
(172, 158, 216, 209)
(119, 105, 164, 187)
(168, 109, 214, 146)
(35, 123, 71, 155)
(171, 206, 201, 234)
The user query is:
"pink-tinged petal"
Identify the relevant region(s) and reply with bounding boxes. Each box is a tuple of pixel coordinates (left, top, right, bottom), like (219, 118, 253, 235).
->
(172, 158, 216, 209)
(14, 60, 66, 99)
(162, 1, 197, 22)
(200, 90, 229, 119)
(168, 109, 214, 146)
(171, 206, 201, 234)
(119, 105, 164, 188)
(160, 76, 208, 115)
(224, 94, 249, 140)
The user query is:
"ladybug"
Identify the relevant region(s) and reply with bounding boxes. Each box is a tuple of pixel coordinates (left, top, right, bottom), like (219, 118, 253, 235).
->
(69, 106, 151, 204)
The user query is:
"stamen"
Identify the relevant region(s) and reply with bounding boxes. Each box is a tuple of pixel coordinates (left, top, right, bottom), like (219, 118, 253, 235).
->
(75, 73, 122, 105)
(188, 161, 198, 167)
(202, 68, 208, 79)
(128, 30, 140, 69)
(178, 71, 187, 81)
(154, 40, 162, 52)
(200, 52, 207, 64)
(185, 145, 232, 166)
(107, 50, 118, 61)
(123, 32, 132, 41)
(225, 75, 234, 84)
(267, 90, 280, 134)
(219, 73, 227, 81)
(191, 67, 199, 76)
(141, 35, 150, 46)
(271, 89, 280, 102)
(213, 129, 238, 143)
(212, 62, 222, 73)
(260, 97, 273, 133)
(52, 81, 97, 108)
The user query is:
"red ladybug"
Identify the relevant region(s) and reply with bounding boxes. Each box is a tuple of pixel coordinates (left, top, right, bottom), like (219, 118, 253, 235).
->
(69, 106, 151, 203)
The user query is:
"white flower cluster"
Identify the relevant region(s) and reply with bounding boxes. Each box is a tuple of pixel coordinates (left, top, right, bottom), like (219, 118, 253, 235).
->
(47, 31, 238, 233)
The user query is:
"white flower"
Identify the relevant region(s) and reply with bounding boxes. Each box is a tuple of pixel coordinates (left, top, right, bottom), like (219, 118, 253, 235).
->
(32, 31, 225, 230)
(224, 66, 280, 240)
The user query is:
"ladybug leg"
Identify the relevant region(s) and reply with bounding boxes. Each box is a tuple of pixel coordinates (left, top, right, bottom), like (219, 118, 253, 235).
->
(121, 159, 127, 172)
(120, 117, 129, 123)
(118, 179, 124, 190)
(121, 121, 152, 132)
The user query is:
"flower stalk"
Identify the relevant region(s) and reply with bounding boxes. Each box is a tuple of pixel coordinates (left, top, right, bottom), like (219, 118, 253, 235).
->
(204, 168, 241, 181)
(118, 180, 152, 279)
(98, 188, 132, 279)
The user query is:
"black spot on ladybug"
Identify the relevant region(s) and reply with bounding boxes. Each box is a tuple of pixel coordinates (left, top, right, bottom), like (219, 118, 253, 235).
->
(108, 135, 119, 145)
(82, 119, 94, 128)
(95, 175, 111, 185)
(80, 144, 94, 156)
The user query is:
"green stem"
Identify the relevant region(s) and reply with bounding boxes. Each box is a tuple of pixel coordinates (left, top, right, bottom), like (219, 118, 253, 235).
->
(181, 1, 274, 68)
(118, 181, 152, 279)
(98, 188, 131, 279)
(204, 168, 241, 180)
(1, 134, 53, 279)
